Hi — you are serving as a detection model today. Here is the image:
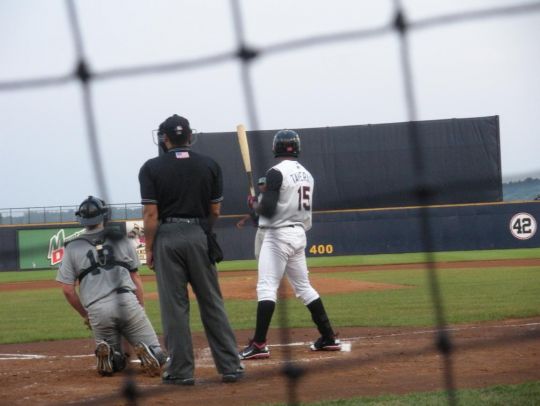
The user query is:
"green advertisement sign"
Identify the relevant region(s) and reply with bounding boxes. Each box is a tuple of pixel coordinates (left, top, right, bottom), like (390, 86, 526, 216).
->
(18, 227, 85, 270)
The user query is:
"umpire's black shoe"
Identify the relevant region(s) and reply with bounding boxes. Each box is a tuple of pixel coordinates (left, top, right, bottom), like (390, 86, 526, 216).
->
(222, 363, 245, 383)
(162, 372, 195, 386)
(310, 335, 342, 351)
(239, 340, 270, 360)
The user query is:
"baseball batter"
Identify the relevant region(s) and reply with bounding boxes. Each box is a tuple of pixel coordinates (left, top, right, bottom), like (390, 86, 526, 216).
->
(56, 196, 166, 376)
(239, 130, 341, 360)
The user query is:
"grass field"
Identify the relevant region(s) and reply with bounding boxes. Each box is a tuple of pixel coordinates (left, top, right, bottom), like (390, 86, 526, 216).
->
(1, 264, 538, 343)
(270, 381, 540, 406)
(1, 248, 539, 405)
(2, 247, 540, 282)
(1, 248, 539, 344)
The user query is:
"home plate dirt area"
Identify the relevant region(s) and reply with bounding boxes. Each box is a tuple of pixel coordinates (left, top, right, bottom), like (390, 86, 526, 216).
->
(0, 261, 539, 405)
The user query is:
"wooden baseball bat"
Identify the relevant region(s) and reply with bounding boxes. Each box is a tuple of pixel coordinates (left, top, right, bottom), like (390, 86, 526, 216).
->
(236, 124, 256, 197)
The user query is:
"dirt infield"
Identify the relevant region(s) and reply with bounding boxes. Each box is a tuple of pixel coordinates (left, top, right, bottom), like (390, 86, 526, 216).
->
(1, 260, 539, 405)
(1, 319, 539, 406)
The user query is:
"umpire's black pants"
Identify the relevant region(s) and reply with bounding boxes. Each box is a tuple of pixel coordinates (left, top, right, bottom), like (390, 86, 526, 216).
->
(154, 222, 240, 379)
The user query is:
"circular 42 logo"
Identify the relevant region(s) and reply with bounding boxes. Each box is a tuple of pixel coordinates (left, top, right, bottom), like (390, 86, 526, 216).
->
(509, 212, 537, 240)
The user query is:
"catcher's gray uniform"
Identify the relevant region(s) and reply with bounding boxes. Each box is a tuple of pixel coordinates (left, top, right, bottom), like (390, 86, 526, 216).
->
(56, 229, 163, 365)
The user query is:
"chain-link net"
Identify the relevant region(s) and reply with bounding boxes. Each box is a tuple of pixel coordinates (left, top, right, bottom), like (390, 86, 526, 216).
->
(1, 1, 540, 405)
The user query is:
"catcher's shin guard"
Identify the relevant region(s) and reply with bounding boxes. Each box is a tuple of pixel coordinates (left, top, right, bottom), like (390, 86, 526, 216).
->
(112, 350, 126, 372)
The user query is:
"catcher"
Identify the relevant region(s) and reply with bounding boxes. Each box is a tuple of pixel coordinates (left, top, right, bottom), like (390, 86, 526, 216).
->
(56, 196, 167, 377)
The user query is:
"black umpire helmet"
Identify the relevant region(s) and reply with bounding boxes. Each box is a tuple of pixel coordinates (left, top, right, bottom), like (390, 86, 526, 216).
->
(75, 196, 110, 226)
(273, 129, 301, 158)
(158, 114, 192, 144)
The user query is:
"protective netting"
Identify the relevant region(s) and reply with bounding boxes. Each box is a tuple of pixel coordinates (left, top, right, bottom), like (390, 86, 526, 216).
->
(1, 1, 540, 405)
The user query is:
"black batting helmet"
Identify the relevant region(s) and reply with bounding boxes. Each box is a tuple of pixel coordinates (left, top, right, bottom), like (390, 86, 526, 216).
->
(75, 196, 110, 226)
(273, 129, 301, 157)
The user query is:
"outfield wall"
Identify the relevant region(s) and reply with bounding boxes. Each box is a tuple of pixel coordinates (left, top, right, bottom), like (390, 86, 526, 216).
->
(0, 228, 17, 271)
(1, 201, 538, 270)
(221, 201, 540, 260)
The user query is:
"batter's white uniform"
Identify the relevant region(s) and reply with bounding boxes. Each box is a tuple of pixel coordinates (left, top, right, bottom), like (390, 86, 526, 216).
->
(254, 227, 266, 260)
(254, 193, 266, 260)
(257, 159, 319, 304)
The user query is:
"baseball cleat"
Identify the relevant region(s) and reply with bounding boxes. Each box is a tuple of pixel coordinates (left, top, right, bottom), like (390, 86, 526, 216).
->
(162, 371, 195, 386)
(310, 336, 342, 351)
(239, 340, 270, 360)
(135, 342, 161, 377)
(222, 364, 245, 383)
(95, 341, 114, 376)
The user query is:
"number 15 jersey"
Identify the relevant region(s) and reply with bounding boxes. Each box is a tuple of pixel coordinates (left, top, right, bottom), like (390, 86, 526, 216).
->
(258, 159, 314, 231)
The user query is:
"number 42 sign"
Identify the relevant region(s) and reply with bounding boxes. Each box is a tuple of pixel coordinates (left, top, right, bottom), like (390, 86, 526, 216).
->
(509, 212, 537, 240)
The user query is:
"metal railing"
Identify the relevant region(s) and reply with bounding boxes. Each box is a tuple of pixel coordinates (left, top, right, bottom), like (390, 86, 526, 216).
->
(0, 203, 143, 226)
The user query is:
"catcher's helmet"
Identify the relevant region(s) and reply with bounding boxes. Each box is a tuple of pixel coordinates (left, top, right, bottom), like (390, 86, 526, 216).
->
(75, 196, 110, 226)
(273, 129, 301, 157)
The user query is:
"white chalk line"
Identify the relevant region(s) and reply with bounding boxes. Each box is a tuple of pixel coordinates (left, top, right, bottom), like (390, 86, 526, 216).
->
(270, 321, 540, 348)
(0, 354, 47, 360)
(1, 321, 537, 362)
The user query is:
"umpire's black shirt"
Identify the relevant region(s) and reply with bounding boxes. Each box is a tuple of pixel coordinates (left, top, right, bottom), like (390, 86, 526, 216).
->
(138, 147, 223, 220)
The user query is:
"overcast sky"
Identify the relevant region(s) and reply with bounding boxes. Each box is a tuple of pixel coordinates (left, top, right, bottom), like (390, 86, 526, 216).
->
(1, 0, 539, 208)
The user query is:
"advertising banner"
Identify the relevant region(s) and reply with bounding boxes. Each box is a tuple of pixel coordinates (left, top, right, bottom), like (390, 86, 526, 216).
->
(16, 222, 134, 270)
(17, 227, 84, 270)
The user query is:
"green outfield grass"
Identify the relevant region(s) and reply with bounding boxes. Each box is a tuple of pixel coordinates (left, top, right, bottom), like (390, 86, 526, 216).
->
(0, 249, 538, 344)
(268, 381, 540, 405)
(1, 247, 539, 282)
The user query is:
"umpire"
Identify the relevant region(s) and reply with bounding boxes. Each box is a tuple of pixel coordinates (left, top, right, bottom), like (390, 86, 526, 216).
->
(138, 114, 244, 385)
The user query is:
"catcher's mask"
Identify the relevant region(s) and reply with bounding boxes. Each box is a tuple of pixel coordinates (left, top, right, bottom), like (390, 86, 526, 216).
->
(152, 114, 197, 153)
(273, 129, 301, 158)
(75, 196, 110, 227)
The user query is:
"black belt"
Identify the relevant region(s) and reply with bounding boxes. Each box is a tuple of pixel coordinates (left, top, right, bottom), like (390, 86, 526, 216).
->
(259, 224, 296, 230)
(163, 217, 200, 225)
(116, 288, 131, 294)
